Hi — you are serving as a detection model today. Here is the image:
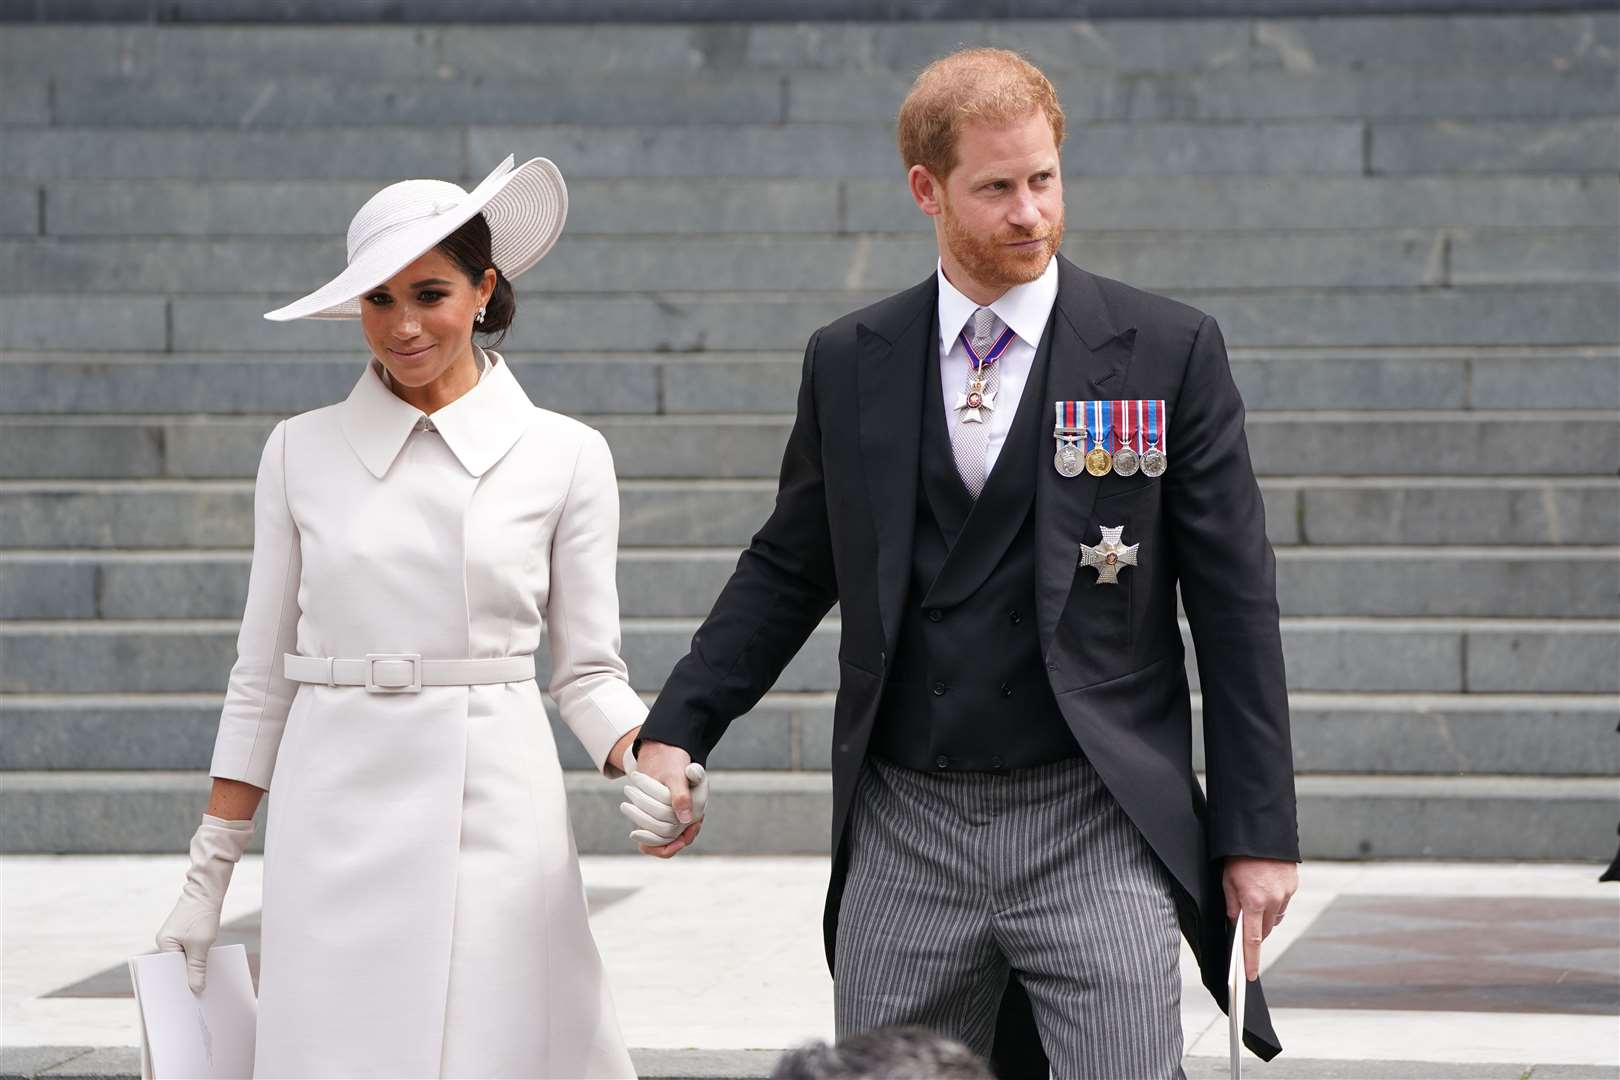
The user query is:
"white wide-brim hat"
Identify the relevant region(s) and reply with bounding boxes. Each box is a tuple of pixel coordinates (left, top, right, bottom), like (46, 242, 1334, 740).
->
(264, 154, 567, 321)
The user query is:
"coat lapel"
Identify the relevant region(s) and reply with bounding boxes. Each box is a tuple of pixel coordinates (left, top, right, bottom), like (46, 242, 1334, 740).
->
(1035, 256, 1139, 654)
(856, 276, 935, 654)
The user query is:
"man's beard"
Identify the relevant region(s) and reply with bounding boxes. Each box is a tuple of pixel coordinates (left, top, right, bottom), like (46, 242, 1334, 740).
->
(940, 199, 1064, 290)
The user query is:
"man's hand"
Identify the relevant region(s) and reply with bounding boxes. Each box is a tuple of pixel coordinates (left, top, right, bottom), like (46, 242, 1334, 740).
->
(1223, 856, 1298, 982)
(624, 739, 705, 858)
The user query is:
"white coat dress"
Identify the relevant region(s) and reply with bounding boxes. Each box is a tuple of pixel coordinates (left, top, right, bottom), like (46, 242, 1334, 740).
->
(208, 349, 642, 1078)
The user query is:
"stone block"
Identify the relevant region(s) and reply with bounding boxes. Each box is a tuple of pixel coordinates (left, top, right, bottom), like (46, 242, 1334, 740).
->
(434, 24, 716, 79)
(617, 551, 739, 618)
(616, 622, 840, 694)
(0, 238, 340, 293)
(1246, 414, 1617, 476)
(1450, 229, 1620, 286)
(746, 19, 1256, 73)
(1229, 351, 1467, 410)
(0, 698, 219, 769)
(0, 184, 38, 235)
(0, 1048, 100, 1080)
(0, 82, 47, 124)
(658, 358, 801, 414)
(1257, 622, 1464, 693)
(568, 178, 840, 234)
(1061, 121, 1365, 177)
(1297, 479, 1619, 545)
(170, 298, 358, 351)
(0, 771, 218, 854)
(0, 625, 236, 693)
(1251, 13, 1618, 73)
(0, 560, 96, 619)
(160, 419, 278, 478)
(1470, 349, 1620, 409)
(0, 421, 165, 479)
(594, 418, 794, 479)
(45, 180, 378, 237)
(0, 24, 439, 80)
(1265, 698, 1620, 777)
(0, 296, 165, 351)
(0, 484, 255, 548)
(550, 695, 797, 771)
(525, 235, 936, 293)
(0, 129, 462, 182)
(1371, 118, 1620, 175)
(96, 556, 249, 619)
(472, 123, 900, 179)
(36, 1046, 144, 1079)
(1190, 284, 1620, 348)
(1274, 551, 1619, 618)
(52, 74, 783, 127)
(1466, 625, 1620, 693)
(619, 481, 778, 546)
(1294, 775, 1617, 860)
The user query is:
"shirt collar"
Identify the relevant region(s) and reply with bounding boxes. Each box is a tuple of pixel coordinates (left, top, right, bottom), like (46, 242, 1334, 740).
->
(339, 347, 534, 479)
(936, 254, 1060, 355)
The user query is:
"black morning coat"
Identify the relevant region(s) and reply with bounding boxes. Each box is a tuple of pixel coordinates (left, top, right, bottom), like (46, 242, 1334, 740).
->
(638, 253, 1301, 1070)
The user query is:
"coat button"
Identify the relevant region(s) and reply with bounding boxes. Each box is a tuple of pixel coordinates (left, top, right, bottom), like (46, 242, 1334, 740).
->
(1047, 661, 1058, 672)
(928, 608, 943, 622)
(1008, 610, 1022, 625)
(1000, 683, 1013, 698)
(932, 681, 947, 696)
(936, 755, 950, 769)
(991, 755, 1004, 769)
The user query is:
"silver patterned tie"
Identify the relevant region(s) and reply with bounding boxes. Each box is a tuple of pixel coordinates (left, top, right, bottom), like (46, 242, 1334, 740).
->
(949, 307, 1004, 498)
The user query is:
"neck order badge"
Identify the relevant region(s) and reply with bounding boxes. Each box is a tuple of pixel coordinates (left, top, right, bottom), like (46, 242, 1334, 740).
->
(955, 323, 1016, 424)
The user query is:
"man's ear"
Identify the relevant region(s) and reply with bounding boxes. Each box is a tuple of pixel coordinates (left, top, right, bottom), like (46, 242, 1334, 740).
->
(908, 164, 945, 217)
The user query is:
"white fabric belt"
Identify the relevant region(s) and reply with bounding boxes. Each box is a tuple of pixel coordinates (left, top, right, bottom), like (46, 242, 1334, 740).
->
(283, 652, 535, 694)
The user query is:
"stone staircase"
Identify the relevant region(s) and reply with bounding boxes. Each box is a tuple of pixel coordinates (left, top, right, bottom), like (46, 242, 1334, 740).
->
(1, 13, 1616, 858)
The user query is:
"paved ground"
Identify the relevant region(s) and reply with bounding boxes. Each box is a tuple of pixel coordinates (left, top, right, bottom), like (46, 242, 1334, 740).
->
(2, 856, 1616, 1078)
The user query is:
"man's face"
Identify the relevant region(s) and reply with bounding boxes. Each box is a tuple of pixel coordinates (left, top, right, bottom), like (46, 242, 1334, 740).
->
(928, 109, 1064, 295)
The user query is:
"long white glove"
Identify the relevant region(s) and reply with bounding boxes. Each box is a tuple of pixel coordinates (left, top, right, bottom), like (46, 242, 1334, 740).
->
(155, 814, 254, 993)
(620, 747, 709, 846)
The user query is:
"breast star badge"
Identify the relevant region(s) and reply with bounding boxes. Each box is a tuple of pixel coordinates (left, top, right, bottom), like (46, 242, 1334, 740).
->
(1080, 525, 1139, 585)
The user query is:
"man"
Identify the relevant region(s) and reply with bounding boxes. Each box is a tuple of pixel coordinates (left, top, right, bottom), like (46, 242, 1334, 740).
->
(634, 48, 1299, 1076)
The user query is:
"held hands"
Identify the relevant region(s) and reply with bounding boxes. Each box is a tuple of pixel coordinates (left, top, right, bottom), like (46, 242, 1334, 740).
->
(620, 740, 708, 858)
(1223, 856, 1299, 983)
(155, 814, 254, 993)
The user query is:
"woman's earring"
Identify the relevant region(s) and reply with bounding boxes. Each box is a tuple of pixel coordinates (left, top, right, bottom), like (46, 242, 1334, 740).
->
(474, 307, 486, 326)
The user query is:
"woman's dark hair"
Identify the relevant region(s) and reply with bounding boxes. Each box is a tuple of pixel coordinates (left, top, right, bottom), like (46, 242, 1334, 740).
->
(435, 212, 516, 347)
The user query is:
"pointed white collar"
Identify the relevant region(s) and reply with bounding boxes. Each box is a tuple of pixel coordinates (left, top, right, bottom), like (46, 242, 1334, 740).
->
(339, 348, 535, 479)
(936, 255, 1059, 355)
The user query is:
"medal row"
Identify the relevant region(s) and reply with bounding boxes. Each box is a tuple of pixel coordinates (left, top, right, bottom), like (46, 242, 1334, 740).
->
(1052, 399, 1169, 479)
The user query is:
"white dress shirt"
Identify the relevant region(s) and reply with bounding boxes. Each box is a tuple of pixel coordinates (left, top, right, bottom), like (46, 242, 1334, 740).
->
(936, 256, 1060, 475)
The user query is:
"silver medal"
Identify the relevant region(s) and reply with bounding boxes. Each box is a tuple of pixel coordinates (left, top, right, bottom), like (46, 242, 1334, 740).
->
(1141, 446, 1167, 477)
(1113, 445, 1140, 476)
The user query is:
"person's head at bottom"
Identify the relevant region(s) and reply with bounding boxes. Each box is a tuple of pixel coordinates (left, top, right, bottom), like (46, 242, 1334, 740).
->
(771, 1025, 994, 1080)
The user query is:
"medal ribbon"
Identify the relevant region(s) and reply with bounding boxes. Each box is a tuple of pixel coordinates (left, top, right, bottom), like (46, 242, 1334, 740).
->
(1145, 398, 1161, 448)
(1055, 400, 1082, 434)
(1088, 399, 1113, 455)
(1116, 399, 1132, 453)
(958, 325, 1017, 375)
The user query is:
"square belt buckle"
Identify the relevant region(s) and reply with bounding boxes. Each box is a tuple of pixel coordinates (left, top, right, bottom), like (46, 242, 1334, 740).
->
(365, 652, 422, 693)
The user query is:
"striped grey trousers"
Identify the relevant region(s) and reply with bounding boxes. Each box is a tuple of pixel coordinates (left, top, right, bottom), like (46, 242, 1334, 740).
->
(834, 754, 1184, 1080)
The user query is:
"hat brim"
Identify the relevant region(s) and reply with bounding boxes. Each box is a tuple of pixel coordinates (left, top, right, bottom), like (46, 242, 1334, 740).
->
(264, 155, 567, 322)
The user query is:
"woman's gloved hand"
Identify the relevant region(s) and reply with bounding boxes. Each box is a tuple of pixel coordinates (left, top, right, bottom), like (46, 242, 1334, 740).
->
(619, 746, 708, 847)
(155, 814, 254, 993)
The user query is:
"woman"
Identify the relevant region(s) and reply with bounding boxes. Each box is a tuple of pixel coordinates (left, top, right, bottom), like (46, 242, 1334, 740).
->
(154, 156, 644, 1078)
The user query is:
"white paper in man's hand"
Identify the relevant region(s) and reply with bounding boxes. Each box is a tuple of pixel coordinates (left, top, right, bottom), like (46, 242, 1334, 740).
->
(128, 945, 256, 1080)
(1227, 909, 1247, 1080)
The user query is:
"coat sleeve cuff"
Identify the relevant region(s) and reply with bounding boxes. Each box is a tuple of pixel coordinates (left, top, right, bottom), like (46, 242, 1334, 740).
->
(562, 676, 647, 778)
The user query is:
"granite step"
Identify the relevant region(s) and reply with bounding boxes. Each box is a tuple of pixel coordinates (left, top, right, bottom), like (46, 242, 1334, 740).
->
(4, 547, 1614, 621)
(15, 176, 1613, 239)
(5, 347, 1616, 415)
(0, 14, 1612, 80)
(17, 65, 1615, 129)
(2, 616, 1615, 695)
(1, 769, 1613, 858)
(4, 477, 1613, 550)
(3, 691, 1614, 778)
(5, 284, 1615, 352)
(3, 412, 1614, 480)
(3, 230, 1614, 294)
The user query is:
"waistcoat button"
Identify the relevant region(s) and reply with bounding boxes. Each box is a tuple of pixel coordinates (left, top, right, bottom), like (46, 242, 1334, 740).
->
(928, 609, 943, 622)
(932, 682, 947, 696)
(1000, 683, 1013, 698)
(935, 755, 949, 769)
(1008, 610, 1022, 624)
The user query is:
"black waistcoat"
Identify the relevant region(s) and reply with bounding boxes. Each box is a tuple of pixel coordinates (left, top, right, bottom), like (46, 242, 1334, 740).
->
(868, 311, 1081, 773)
